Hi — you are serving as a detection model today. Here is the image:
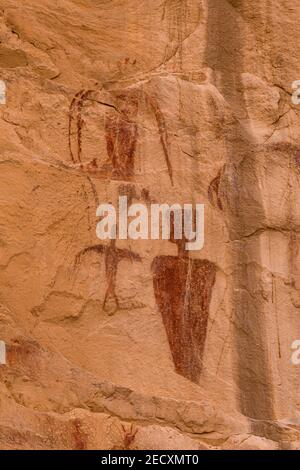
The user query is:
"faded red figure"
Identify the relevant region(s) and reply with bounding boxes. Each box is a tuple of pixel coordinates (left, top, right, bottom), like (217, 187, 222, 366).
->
(68, 87, 173, 184)
(104, 92, 138, 180)
(151, 213, 217, 382)
(75, 238, 141, 315)
(208, 166, 224, 211)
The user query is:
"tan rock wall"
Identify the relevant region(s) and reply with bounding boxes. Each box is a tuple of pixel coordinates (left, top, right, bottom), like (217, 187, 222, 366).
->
(0, 0, 300, 449)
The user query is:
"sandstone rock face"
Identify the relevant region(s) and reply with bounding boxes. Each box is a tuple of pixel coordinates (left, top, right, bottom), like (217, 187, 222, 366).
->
(0, 0, 300, 450)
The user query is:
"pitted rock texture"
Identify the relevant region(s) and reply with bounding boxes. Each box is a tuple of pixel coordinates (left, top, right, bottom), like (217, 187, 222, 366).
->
(0, 0, 300, 450)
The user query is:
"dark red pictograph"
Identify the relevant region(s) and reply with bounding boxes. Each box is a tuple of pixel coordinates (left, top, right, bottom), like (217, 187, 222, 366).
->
(151, 216, 217, 382)
(75, 239, 141, 315)
(68, 87, 173, 184)
(208, 167, 224, 210)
